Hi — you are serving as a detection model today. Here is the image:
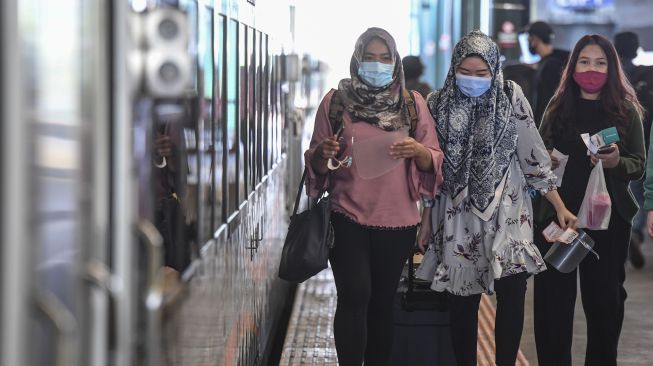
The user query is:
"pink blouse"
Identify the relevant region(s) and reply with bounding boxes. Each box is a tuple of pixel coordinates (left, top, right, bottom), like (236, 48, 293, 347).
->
(304, 90, 443, 229)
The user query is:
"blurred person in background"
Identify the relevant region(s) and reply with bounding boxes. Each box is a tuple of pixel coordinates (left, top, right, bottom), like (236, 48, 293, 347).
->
(402, 55, 432, 99)
(615, 30, 653, 269)
(526, 21, 570, 126)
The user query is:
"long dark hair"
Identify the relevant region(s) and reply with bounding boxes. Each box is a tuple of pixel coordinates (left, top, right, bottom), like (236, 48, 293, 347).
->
(546, 34, 643, 137)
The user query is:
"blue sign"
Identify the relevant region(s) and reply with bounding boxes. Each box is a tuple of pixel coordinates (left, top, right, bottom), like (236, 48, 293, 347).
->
(555, 0, 614, 9)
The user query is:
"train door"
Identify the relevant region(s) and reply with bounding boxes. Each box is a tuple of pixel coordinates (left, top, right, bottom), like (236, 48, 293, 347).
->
(1, 0, 113, 365)
(118, 2, 198, 365)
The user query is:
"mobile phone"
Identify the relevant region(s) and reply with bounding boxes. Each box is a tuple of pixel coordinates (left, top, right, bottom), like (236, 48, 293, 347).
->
(597, 145, 615, 154)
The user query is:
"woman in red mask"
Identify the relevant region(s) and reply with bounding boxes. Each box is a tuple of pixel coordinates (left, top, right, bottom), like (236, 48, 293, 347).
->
(535, 34, 645, 366)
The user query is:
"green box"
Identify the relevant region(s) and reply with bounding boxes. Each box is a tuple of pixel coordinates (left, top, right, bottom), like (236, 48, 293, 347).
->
(600, 127, 620, 145)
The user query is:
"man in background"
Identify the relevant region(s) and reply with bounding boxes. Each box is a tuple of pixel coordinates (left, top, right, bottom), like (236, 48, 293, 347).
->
(615, 31, 653, 269)
(526, 21, 569, 126)
(402, 55, 432, 99)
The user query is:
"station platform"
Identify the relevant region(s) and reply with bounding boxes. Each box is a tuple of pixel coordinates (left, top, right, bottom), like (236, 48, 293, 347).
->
(279, 240, 653, 365)
(279, 265, 529, 365)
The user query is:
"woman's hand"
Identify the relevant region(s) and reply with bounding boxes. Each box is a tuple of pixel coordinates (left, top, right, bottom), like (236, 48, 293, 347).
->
(555, 206, 577, 230)
(390, 137, 425, 159)
(390, 137, 433, 171)
(155, 134, 173, 158)
(548, 150, 560, 170)
(310, 136, 341, 175)
(315, 136, 341, 160)
(417, 208, 432, 254)
(544, 190, 576, 229)
(417, 225, 432, 254)
(646, 211, 653, 239)
(591, 143, 620, 168)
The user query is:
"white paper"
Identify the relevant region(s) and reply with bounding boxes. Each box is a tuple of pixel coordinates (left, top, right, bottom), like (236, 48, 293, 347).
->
(551, 148, 569, 187)
(581, 133, 599, 154)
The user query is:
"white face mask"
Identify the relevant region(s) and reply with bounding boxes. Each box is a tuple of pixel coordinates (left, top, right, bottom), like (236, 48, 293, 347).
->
(455, 73, 492, 97)
(358, 61, 395, 88)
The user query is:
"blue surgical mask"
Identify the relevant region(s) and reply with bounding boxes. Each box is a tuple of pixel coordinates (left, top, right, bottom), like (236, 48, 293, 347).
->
(358, 61, 395, 88)
(455, 73, 492, 97)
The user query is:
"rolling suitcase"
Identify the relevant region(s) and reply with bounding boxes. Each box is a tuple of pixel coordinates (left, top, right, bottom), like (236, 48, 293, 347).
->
(388, 249, 456, 365)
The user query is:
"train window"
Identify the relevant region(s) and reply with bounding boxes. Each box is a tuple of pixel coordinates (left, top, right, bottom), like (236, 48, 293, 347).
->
(248, 27, 257, 187)
(198, 5, 214, 242)
(255, 30, 264, 179)
(271, 50, 279, 165)
(226, 20, 242, 215)
(215, 15, 226, 223)
(269, 52, 276, 165)
(239, 23, 249, 200)
(262, 33, 270, 173)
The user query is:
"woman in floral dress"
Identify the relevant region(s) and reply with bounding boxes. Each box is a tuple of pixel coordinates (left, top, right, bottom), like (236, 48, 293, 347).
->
(417, 31, 576, 366)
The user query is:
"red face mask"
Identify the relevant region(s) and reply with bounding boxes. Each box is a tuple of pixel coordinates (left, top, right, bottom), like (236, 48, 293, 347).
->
(573, 70, 608, 94)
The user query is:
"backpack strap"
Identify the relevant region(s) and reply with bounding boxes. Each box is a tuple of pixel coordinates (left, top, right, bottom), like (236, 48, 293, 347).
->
(403, 89, 418, 137)
(329, 88, 419, 137)
(328, 88, 345, 135)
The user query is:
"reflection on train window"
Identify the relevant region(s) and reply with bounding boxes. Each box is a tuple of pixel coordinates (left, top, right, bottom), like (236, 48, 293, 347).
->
(256, 31, 264, 177)
(215, 15, 226, 223)
(247, 28, 260, 189)
(227, 19, 241, 214)
(239, 23, 249, 199)
(270, 51, 278, 165)
(248, 26, 257, 188)
(262, 33, 270, 173)
(25, 2, 84, 359)
(198, 5, 214, 242)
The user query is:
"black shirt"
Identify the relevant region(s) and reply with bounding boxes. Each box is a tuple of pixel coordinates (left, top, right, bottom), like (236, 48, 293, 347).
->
(552, 99, 610, 213)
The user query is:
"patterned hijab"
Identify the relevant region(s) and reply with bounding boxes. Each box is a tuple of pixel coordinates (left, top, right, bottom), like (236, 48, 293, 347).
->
(337, 27, 410, 131)
(427, 30, 516, 215)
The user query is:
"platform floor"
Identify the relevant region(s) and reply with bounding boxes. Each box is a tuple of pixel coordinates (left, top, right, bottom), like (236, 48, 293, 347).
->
(519, 237, 653, 365)
(279, 240, 653, 365)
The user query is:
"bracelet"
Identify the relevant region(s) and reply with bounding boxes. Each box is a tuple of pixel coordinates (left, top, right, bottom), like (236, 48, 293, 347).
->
(422, 198, 435, 208)
(154, 156, 167, 168)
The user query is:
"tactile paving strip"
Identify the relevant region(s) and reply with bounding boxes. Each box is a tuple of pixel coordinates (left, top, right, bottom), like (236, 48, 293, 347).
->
(279, 269, 339, 365)
(280, 268, 530, 366)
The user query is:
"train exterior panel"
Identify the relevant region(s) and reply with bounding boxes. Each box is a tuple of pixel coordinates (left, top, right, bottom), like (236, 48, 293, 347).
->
(1, 0, 311, 365)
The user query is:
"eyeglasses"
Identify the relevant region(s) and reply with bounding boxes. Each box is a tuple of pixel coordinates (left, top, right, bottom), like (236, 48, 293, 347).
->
(327, 155, 352, 170)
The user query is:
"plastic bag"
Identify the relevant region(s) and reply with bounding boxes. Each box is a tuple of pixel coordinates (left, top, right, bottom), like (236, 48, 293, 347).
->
(576, 160, 611, 230)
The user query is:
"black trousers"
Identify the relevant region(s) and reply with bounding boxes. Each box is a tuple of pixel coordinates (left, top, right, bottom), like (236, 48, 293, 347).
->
(328, 213, 416, 366)
(533, 215, 630, 366)
(447, 272, 529, 366)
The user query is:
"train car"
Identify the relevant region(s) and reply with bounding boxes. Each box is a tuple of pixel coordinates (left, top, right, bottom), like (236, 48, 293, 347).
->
(1, 1, 319, 365)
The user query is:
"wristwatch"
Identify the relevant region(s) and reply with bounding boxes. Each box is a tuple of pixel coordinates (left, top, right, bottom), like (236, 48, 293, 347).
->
(422, 198, 435, 208)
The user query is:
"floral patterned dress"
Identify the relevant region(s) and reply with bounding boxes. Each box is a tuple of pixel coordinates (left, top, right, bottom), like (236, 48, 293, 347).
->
(423, 83, 557, 296)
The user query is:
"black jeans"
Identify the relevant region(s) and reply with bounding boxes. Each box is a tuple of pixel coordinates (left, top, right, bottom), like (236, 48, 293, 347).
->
(533, 215, 630, 366)
(448, 272, 528, 366)
(329, 213, 416, 366)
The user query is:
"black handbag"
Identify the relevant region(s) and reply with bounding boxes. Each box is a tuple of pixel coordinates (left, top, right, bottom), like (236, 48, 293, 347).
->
(278, 169, 334, 283)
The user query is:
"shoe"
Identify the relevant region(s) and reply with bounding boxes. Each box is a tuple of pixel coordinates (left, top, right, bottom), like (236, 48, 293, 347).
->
(629, 237, 645, 269)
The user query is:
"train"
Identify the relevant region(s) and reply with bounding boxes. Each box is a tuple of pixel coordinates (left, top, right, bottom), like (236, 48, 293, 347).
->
(1, 0, 323, 365)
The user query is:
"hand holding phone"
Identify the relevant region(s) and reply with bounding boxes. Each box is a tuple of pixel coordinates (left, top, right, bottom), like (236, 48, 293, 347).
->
(597, 144, 616, 154)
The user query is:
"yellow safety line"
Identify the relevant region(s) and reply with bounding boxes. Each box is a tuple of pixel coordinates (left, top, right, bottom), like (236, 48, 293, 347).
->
(478, 294, 530, 366)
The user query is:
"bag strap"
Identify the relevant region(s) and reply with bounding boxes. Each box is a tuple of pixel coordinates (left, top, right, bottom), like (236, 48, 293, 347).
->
(291, 169, 308, 217)
(328, 89, 345, 135)
(403, 89, 418, 137)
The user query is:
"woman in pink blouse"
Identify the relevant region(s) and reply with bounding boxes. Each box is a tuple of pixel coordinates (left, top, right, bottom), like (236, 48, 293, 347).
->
(304, 27, 443, 366)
